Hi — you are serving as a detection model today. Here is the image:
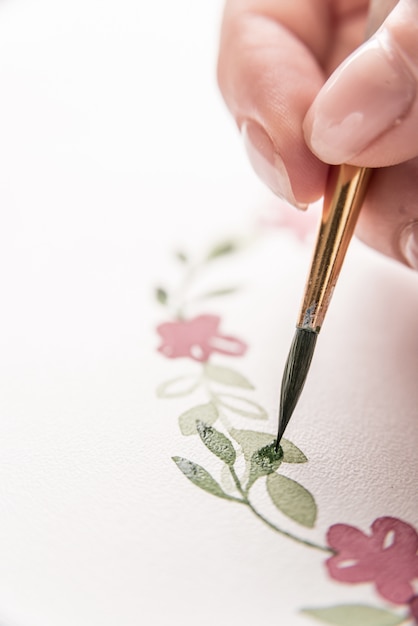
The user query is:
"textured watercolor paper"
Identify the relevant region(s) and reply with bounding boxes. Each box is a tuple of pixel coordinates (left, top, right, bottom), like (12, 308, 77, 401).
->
(153, 206, 418, 626)
(0, 2, 417, 626)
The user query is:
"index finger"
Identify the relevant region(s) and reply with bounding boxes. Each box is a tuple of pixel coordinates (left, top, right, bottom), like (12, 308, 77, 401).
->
(217, 0, 368, 205)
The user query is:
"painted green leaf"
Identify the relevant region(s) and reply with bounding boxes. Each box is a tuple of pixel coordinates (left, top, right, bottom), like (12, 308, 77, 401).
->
(301, 605, 405, 626)
(172, 457, 230, 499)
(205, 364, 254, 390)
(230, 430, 307, 465)
(217, 394, 267, 419)
(206, 240, 238, 260)
(220, 463, 236, 493)
(251, 443, 283, 473)
(178, 402, 218, 436)
(175, 250, 188, 263)
(155, 287, 168, 305)
(156, 376, 199, 398)
(230, 429, 275, 460)
(281, 439, 308, 464)
(266, 473, 317, 528)
(196, 421, 236, 466)
(195, 287, 239, 300)
(247, 443, 283, 490)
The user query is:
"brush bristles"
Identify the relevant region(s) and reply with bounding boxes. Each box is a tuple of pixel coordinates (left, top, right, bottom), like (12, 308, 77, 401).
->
(276, 328, 318, 450)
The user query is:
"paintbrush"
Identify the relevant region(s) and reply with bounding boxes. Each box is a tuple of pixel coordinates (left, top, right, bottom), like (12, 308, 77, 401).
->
(275, 0, 399, 450)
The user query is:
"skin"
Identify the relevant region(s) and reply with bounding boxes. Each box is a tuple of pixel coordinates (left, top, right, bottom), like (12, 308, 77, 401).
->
(217, 0, 418, 268)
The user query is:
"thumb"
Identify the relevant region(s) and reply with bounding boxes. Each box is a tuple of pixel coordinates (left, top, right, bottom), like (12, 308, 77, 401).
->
(303, 0, 418, 167)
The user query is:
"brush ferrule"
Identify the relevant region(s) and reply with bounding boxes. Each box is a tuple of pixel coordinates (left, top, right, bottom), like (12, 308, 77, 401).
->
(296, 164, 371, 332)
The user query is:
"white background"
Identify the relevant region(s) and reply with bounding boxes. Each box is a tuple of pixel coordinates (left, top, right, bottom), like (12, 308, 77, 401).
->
(0, 1, 417, 625)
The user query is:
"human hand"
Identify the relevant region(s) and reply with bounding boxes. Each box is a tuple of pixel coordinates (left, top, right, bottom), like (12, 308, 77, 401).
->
(217, 0, 418, 269)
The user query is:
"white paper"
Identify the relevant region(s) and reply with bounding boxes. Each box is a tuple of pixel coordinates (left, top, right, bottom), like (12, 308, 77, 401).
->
(0, 2, 416, 626)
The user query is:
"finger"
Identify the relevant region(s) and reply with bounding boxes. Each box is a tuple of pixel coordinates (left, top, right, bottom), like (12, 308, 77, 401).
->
(217, 0, 331, 207)
(356, 157, 418, 270)
(304, 0, 418, 167)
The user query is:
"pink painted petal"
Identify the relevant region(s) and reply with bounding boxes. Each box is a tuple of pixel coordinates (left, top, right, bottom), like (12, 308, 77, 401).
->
(158, 344, 176, 358)
(208, 334, 247, 357)
(156, 321, 181, 341)
(190, 315, 221, 335)
(327, 524, 371, 556)
(372, 517, 418, 552)
(157, 330, 193, 359)
(383, 555, 418, 594)
(375, 575, 415, 605)
(156, 315, 223, 361)
(326, 553, 376, 584)
(156, 322, 196, 355)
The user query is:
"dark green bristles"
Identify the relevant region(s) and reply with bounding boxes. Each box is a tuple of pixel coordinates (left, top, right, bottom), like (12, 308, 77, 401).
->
(275, 328, 318, 451)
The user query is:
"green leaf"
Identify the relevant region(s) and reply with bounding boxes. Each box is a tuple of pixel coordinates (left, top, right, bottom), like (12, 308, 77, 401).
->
(230, 430, 307, 465)
(196, 421, 236, 466)
(230, 429, 275, 460)
(266, 473, 317, 528)
(301, 605, 405, 626)
(172, 457, 230, 499)
(217, 394, 267, 419)
(281, 439, 308, 463)
(175, 250, 188, 263)
(195, 287, 239, 300)
(155, 287, 168, 305)
(205, 364, 254, 390)
(206, 240, 238, 260)
(178, 402, 218, 436)
(247, 443, 283, 490)
(156, 376, 199, 398)
(220, 463, 236, 493)
(251, 443, 283, 474)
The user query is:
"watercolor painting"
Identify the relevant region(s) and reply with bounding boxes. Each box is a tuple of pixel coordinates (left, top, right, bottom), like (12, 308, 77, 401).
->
(155, 212, 418, 626)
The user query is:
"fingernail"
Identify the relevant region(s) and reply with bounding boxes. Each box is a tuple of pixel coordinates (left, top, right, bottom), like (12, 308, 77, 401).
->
(241, 120, 307, 210)
(307, 33, 416, 164)
(400, 221, 418, 270)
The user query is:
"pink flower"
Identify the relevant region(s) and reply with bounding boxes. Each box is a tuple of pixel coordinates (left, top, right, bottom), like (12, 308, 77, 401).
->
(156, 314, 247, 362)
(326, 517, 418, 605)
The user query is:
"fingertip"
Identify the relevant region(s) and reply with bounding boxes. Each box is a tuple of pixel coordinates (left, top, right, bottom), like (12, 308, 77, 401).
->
(303, 0, 418, 167)
(241, 120, 308, 209)
(217, 10, 328, 204)
(303, 35, 417, 166)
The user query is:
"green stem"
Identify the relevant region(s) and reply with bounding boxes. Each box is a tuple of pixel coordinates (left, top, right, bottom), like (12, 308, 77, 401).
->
(228, 466, 332, 554)
(173, 261, 203, 319)
(246, 501, 333, 554)
(225, 494, 247, 505)
(229, 465, 247, 498)
(203, 377, 233, 431)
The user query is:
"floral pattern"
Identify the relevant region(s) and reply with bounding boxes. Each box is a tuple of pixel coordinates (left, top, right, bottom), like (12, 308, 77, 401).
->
(326, 518, 418, 605)
(157, 314, 247, 362)
(155, 234, 418, 626)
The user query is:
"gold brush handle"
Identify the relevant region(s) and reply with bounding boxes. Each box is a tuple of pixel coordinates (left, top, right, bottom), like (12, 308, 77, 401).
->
(297, 165, 371, 331)
(296, 0, 399, 333)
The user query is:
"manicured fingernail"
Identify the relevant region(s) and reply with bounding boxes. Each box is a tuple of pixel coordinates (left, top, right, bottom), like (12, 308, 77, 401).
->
(400, 221, 418, 270)
(241, 120, 307, 209)
(307, 34, 416, 164)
